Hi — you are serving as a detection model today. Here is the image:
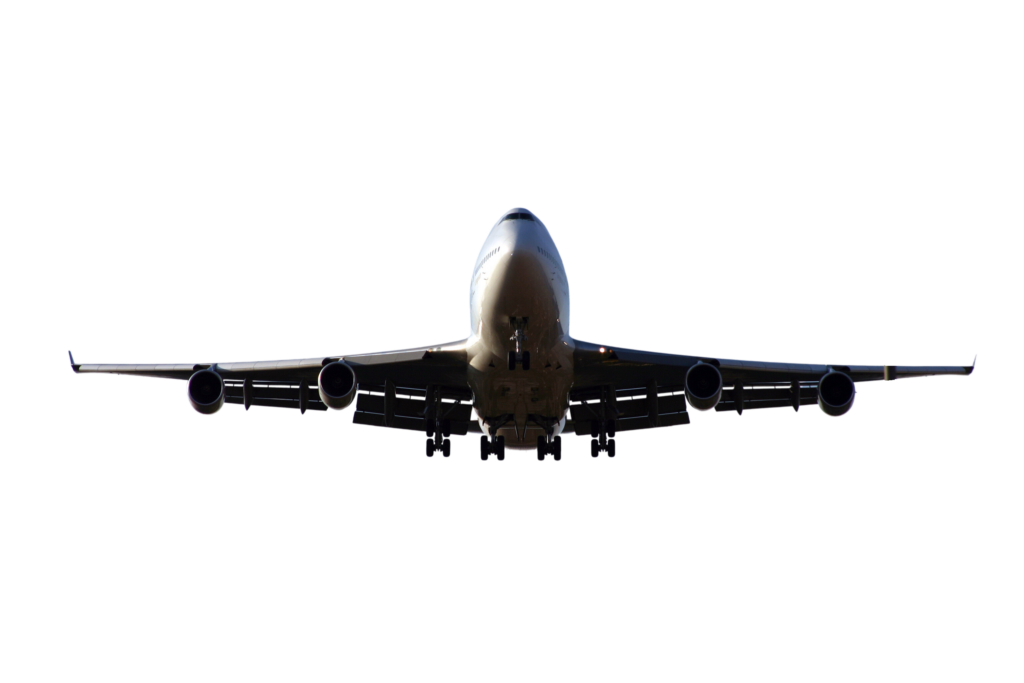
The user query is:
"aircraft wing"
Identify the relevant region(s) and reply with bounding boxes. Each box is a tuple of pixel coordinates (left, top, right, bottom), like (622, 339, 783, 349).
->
(571, 339, 975, 386)
(69, 341, 474, 422)
(567, 340, 973, 435)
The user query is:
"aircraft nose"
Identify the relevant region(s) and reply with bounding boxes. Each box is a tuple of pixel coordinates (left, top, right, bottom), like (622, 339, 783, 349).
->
(503, 232, 545, 277)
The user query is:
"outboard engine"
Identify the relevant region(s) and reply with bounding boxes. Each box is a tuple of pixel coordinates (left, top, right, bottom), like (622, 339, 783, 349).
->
(685, 362, 723, 411)
(318, 361, 357, 410)
(818, 371, 855, 416)
(188, 369, 225, 414)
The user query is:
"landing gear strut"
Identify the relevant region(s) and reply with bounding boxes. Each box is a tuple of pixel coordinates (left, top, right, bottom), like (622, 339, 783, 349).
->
(583, 386, 619, 458)
(508, 317, 530, 370)
(424, 385, 451, 457)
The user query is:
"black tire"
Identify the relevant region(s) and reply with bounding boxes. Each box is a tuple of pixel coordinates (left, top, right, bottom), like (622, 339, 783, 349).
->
(553, 436, 562, 460)
(608, 439, 616, 458)
(426, 421, 434, 438)
(537, 435, 546, 457)
(426, 438, 434, 457)
(591, 421, 599, 438)
(591, 439, 599, 457)
(508, 352, 516, 371)
(496, 436, 505, 461)
(442, 439, 451, 457)
(480, 435, 490, 458)
(522, 351, 531, 371)
(442, 420, 451, 437)
(607, 421, 616, 438)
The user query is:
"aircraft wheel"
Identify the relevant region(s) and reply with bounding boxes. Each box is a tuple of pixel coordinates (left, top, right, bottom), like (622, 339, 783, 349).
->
(591, 421, 599, 438)
(591, 439, 599, 457)
(442, 420, 451, 437)
(522, 351, 531, 371)
(496, 436, 506, 461)
(607, 421, 616, 438)
(426, 422, 434, 438)
(608, 439, 616, 458)
(508, 352, 516, 371)
(553, 436, 562, 461)
(442, 439, 451, 457)
(426, 438, 434, 457)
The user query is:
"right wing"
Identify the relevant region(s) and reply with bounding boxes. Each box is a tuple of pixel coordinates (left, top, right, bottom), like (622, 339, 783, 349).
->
(70, 340, 475, 427)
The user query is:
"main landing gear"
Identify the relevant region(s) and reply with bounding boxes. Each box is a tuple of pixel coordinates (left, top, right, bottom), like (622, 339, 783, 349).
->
(590, 420, 616, 457)
(480, 435, 506, 461)
(537, 435, 562, 461)
(425, 417, 454, 458)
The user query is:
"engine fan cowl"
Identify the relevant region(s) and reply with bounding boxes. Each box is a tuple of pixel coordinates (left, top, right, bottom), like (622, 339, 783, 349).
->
(685, 362, 723, 411)
(818, 371, 855, 416)
(188, 369, 225, 414)
(318, 361, 357, 410)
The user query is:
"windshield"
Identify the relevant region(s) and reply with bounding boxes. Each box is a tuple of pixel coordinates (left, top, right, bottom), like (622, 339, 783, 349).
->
(502, 212, 536, 222)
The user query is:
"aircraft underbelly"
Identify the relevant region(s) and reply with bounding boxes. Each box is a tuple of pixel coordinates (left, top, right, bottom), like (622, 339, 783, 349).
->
(467, 234, 573, 447)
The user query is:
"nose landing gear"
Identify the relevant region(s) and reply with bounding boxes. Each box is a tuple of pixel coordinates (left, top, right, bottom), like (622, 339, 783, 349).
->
(508, 351, 531, 371)
(508, 317, 530, 370)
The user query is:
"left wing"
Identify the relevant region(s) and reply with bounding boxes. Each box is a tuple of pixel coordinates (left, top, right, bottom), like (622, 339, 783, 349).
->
(567, 340, 973, 434)
(573, 339, 970, 387)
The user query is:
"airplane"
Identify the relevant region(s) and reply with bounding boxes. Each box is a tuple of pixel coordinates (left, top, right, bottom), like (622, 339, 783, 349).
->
(70, 208, 974, 461)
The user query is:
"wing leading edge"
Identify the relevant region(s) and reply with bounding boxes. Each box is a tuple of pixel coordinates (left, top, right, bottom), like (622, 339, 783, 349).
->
(69, 341, 470, 382)
(69, 340, 473, 419)
(571, 341, 973, 387)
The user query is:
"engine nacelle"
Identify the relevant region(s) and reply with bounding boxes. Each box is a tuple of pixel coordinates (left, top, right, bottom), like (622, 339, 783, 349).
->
(685, 362, 723, 411)
(188, 369, 225, 414)
(318, 361, 357, 410)
(818, 371, 855, 417)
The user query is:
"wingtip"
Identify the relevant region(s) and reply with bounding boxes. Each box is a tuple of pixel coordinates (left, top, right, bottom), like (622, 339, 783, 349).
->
(966, 355, 976, 375)
(69, 350, 80, 373)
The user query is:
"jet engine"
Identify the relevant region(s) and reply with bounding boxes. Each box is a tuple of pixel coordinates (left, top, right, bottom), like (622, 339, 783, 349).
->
(188, 369, 225, 414)
(318, 361, 357, 410)
(685, 362, 723, 411)
(818, 371, 855, 416)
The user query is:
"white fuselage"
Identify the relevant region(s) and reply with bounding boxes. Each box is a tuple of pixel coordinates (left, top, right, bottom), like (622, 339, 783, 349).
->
(465, 212, 575, 447)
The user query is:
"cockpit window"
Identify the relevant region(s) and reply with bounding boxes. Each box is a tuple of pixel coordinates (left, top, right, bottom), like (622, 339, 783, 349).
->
(502, 212, 535, 222)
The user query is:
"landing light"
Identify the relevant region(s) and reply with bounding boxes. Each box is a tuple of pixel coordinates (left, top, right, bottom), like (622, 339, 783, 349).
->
(599, 347, 605, 353)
